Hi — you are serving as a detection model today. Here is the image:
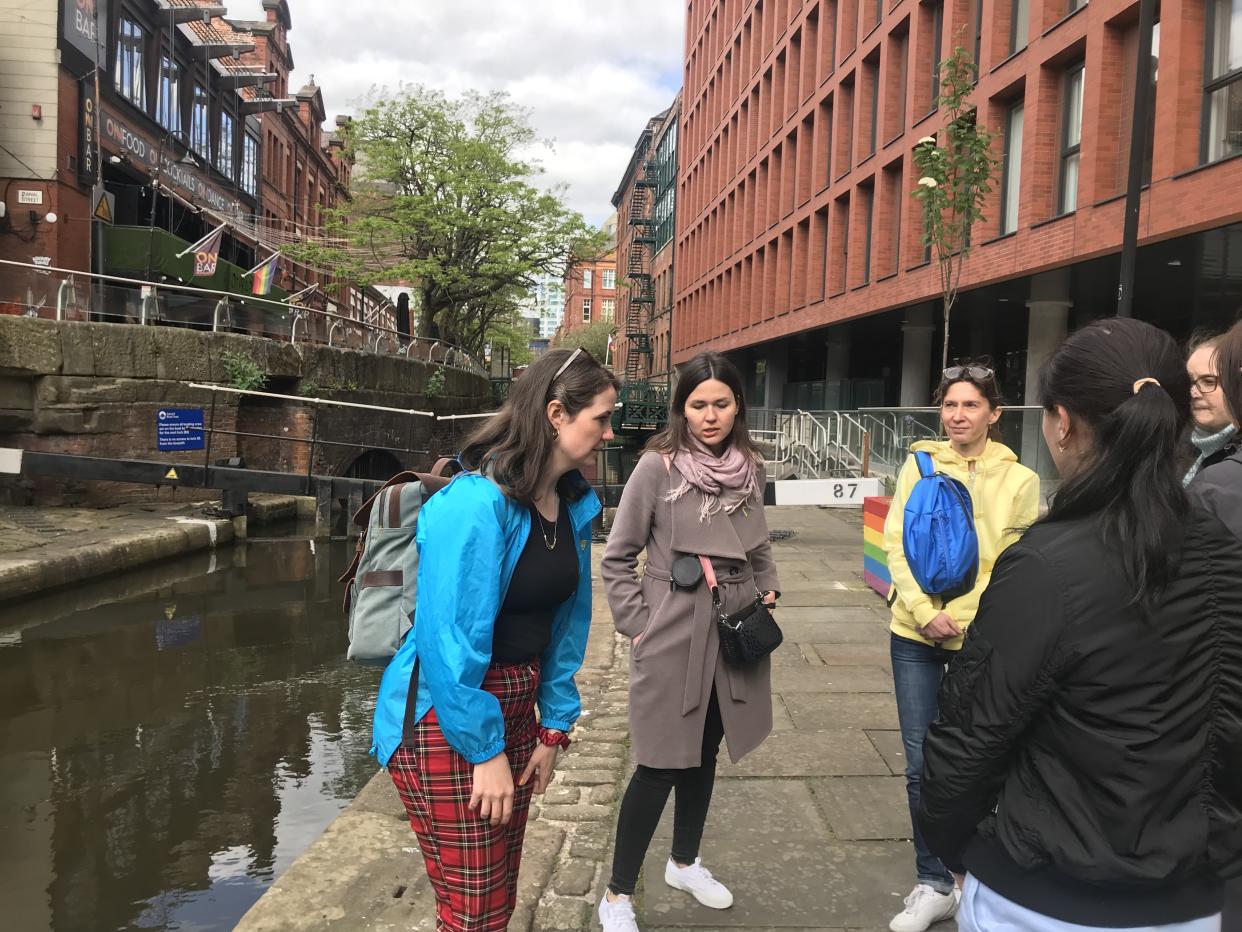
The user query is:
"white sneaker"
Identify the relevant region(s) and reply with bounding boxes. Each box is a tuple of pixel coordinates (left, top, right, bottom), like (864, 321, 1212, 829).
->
(889, 883, 960, 932)
(664, 857, 734, 909)
(598, 892, 640, 932)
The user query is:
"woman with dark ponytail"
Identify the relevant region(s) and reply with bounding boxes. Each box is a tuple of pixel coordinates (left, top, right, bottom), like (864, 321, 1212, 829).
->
(918, 318, 1242, 931)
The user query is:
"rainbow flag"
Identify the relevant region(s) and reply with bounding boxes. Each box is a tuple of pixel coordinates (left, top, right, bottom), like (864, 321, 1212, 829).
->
(250, 252, 279, 296)
(863, 496, 893, 598)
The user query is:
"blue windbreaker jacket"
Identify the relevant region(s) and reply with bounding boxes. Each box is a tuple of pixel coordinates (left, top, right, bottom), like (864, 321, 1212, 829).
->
(371, 471, 601, 767)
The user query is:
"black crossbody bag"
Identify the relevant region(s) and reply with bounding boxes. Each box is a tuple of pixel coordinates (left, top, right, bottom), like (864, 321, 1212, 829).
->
(698, 555, 782, 666)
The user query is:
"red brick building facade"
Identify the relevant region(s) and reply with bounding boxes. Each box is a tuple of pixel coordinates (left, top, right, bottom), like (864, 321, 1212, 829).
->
(558, 247, 618, 336)
(676, 0, 1242, 411)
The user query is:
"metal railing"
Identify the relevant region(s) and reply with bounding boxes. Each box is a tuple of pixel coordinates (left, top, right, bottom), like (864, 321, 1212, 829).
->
(750, 405, 1056, 481)
(0, 259, 486, 376)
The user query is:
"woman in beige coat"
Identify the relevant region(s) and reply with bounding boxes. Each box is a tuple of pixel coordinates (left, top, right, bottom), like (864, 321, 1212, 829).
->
(598, 352, 780, 932)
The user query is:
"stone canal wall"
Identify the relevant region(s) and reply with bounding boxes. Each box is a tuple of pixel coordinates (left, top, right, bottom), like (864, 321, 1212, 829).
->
(0, 316, 492, 506)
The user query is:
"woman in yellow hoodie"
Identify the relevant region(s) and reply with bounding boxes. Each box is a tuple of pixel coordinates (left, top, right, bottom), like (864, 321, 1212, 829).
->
(882, 364, 1041, 932)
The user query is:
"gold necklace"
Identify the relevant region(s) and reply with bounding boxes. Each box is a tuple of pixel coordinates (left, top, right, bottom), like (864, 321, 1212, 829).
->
(533, 504, 558, 551)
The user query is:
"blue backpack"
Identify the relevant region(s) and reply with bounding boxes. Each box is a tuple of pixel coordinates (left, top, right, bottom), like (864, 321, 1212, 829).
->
(901, 450, 979, 600)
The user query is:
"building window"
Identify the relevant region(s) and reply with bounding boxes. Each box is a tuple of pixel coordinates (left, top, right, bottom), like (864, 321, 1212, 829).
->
(1059, 64, 1084, 214)
(1011, 0, 1029, 53)
(191, 84, 209, 154)
(1000, 102, 1024, 234)
(582, 299, 592, 323)
(1205, 0, 1242, 163)
(115, 18, 147, 109)
(928, 2, 944, 110)
(156, 56, 180, 132)
(602, 268, 616, 289)
(583, 268, 593, 289)
(862, 191, 874, 284)
(218, 111, 235, 177)
(242, 133, 259, 196)
(865, 58, 879, 156)
(602, 298, 615, 321)
(1069, 0, 1087, 11)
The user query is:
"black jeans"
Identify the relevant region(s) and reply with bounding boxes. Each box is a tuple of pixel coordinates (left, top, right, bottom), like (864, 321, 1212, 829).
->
(608, 688, 725, 896)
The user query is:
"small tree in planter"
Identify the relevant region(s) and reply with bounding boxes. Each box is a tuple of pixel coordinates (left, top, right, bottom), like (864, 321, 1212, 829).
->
(912, 38, 999, 369)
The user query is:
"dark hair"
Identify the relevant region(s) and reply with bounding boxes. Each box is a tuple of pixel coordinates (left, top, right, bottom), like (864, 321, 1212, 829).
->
(458, 347, 620, 503)
(646, 351, 761, 462)
(1217, 318, 1242, 426)
(933, 358, 1005, 442)
(1037, 318, 1191, 613)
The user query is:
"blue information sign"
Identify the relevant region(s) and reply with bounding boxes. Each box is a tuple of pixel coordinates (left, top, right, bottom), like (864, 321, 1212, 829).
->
(157, 408, 205, 451)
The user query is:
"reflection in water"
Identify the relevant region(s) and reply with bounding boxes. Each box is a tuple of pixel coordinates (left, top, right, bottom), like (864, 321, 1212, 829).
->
(0, 533, 382, 931)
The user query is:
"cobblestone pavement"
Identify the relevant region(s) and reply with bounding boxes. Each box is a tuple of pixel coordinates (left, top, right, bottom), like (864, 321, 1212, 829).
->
(236, 505, 957, 931)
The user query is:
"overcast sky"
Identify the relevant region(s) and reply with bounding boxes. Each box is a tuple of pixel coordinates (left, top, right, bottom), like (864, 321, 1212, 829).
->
(229, 1, 685, 226)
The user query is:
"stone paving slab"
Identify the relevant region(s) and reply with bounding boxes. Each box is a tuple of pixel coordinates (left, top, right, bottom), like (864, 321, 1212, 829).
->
(810, 777, 912, 840)
(650, 778, 829, 841)
(780, 694, 901, 731)
(718, 730, 892, 778)
(773, 665, 893, 693)
(865, 730, 908, 777)
(637, 840, 926, 929)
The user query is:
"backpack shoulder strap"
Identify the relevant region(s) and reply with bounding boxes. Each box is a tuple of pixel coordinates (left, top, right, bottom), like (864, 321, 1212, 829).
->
(914, 450, 936, 479)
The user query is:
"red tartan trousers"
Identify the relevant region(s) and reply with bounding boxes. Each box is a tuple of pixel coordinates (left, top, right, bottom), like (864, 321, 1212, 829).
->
(388, 661, 539, 932)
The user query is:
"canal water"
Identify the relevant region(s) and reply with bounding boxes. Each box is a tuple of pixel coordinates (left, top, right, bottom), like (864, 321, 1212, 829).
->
(0, 528, 382, 931)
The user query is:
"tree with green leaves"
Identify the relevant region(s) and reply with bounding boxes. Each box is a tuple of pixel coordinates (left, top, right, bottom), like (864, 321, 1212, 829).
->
(552, 318, 614, 363)
(912, 39, 999, 369)
(290, 86, 608, 360)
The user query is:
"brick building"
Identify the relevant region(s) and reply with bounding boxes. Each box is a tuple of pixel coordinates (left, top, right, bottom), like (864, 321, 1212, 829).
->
(0, 0, 385, 330)
(558, 246, 618, 336)
(675, 0, 1242, 416)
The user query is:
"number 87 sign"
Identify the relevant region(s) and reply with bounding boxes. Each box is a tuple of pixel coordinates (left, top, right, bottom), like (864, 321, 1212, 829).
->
(762, 477, 885, 507)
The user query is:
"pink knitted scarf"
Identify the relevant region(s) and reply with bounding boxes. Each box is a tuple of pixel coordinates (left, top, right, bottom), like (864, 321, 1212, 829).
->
(666, 436, 758, 521)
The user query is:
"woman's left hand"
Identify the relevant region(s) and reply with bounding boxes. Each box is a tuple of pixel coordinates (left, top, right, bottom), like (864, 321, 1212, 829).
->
(762, 590, 777, 608)
(518, 743, 559, 795)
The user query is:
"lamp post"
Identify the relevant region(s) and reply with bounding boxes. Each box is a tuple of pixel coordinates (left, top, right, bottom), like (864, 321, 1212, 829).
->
(1116, 0, 1158, 318)
(145, 129, 202, 281)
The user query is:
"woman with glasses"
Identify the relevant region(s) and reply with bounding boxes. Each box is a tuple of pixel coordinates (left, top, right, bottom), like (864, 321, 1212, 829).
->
(372, 347, 619, 932)
(1183, 331, 1238, 486)
(881, 362, 1041, 932)
(919, 318, 1241, 930)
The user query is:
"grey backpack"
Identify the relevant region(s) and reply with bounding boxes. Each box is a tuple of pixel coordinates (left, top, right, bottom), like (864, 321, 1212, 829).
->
(339, 458, 457, 665)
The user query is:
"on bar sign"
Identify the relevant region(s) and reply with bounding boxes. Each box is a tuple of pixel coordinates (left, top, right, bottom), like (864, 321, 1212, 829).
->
(62, 0, 106, 68)
(79, 76, 98, 185)
(157, 408, 205, 452)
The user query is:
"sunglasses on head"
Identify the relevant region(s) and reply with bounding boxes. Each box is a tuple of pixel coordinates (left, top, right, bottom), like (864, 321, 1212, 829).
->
(943, 365, 994, 381)
(553, 346, 597, 381)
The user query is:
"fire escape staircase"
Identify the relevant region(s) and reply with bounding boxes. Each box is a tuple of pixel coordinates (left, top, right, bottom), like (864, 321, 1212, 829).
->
(619, 148, 665, 430)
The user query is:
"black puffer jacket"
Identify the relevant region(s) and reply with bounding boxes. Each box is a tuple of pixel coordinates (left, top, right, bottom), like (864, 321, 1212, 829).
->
(1192, 448, 1242, 542)
(918, 506, 1242, 926)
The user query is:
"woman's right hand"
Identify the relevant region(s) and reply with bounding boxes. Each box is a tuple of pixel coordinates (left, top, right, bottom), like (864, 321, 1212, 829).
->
(470, 752, 514, 826)
(920, 611, 962, 642)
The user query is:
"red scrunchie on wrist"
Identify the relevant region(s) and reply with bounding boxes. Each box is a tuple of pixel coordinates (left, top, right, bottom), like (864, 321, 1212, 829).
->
(538, 727, 570, 750)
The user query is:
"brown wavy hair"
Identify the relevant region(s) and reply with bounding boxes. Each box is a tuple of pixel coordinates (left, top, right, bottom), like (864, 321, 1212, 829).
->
(458, 347, 620, 503)
(646, 351, 761, 462)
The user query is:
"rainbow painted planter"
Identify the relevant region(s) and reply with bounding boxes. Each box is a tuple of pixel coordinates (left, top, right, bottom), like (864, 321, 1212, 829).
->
(863, 496, 892, 598)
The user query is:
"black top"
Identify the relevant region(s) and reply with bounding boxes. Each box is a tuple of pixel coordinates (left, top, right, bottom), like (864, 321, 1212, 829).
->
(491, 500, 579, 664)
(917, 507, 1242, 925)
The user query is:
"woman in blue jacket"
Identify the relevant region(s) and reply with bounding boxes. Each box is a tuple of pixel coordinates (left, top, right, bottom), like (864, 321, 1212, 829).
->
(372, 346, 619, 932)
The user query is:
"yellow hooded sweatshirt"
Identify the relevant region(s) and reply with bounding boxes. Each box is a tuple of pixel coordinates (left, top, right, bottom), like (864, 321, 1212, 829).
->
(883, 438, 1041, 650)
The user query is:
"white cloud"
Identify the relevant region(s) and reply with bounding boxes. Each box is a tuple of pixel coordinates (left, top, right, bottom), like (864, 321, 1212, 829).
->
(228, 1, 683, 224)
